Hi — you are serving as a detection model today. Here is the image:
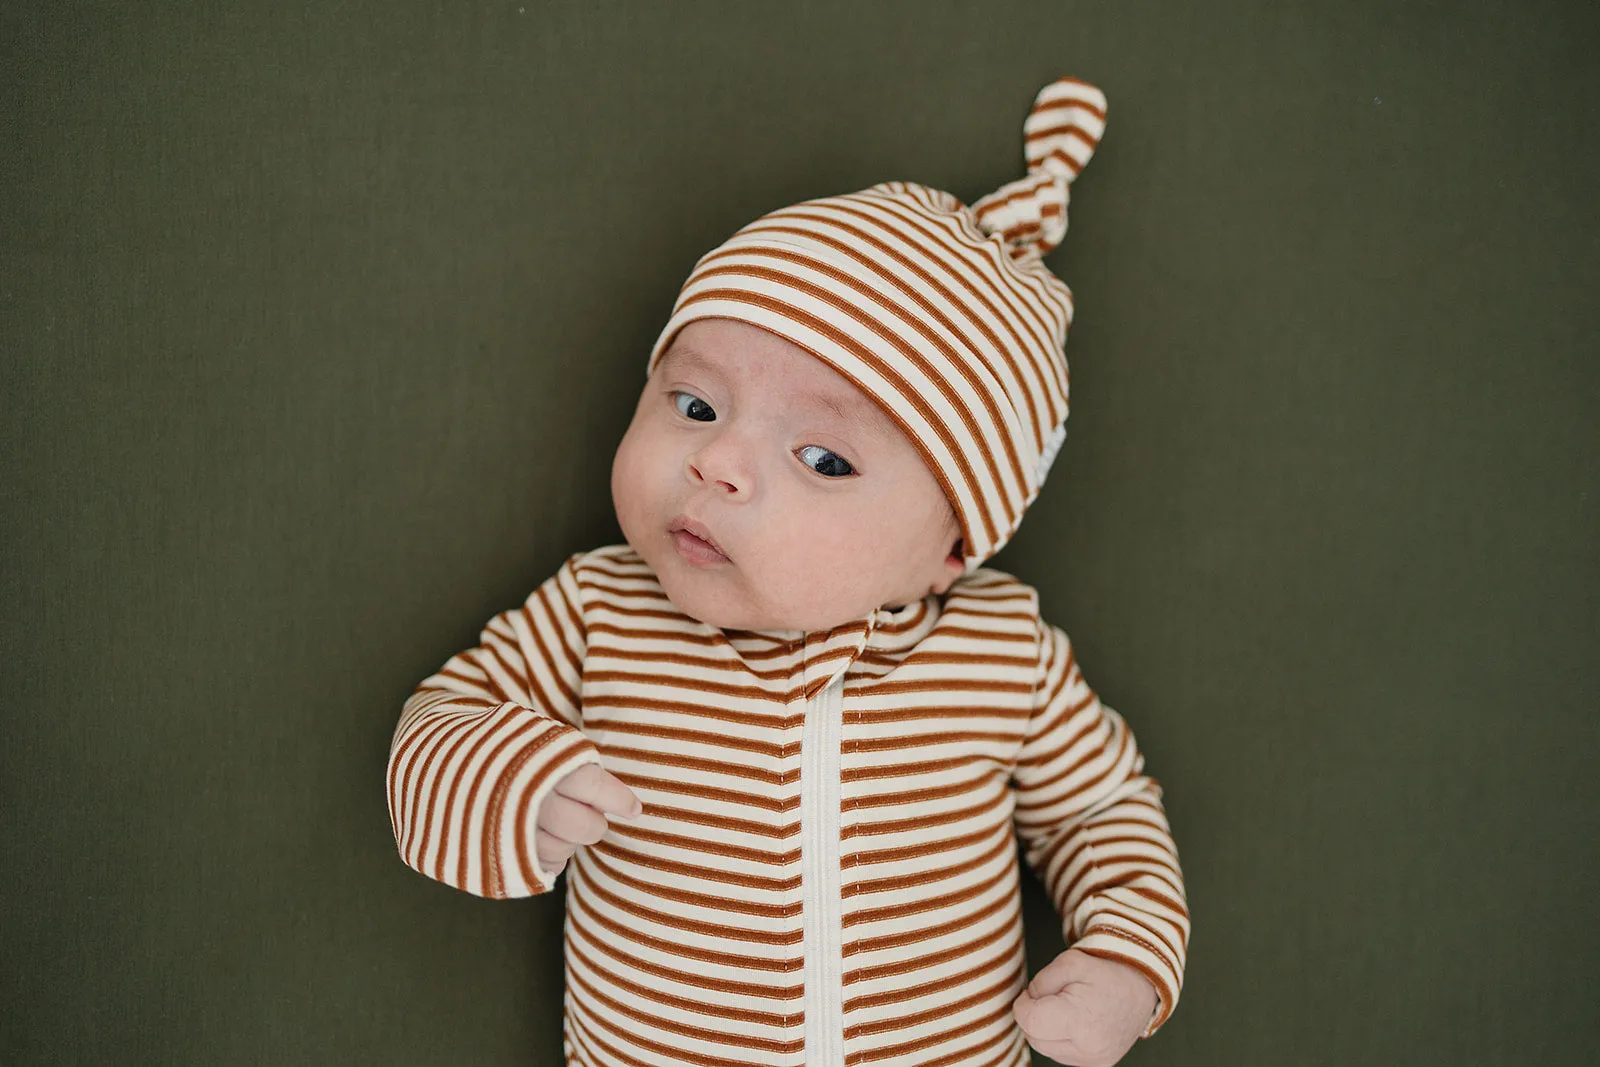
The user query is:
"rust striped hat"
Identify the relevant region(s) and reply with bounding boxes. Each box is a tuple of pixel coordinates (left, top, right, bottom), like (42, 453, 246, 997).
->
(647, 77, 1108, 567)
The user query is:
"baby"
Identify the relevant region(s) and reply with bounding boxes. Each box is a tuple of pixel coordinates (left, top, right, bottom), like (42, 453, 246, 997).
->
(387, 78, 1188, 1067)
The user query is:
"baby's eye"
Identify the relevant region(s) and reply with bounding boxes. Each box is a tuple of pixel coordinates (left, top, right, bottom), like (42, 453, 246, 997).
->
(797, 445, 855, 478)
(672, 392, 716, 422)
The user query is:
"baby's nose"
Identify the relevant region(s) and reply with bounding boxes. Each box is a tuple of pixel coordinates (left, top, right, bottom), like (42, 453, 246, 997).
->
(684, 450, 750, 497)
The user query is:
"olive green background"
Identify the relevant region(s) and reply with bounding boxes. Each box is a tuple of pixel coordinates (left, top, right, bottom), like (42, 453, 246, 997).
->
(4, 2, 1597, 1064)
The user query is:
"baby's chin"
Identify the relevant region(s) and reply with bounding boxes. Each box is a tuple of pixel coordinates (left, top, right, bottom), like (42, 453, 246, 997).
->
(651, 556, 869, 634)
(655, 569, 801, 633)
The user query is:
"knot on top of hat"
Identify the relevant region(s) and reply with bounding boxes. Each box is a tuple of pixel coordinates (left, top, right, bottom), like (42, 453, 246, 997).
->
(972, 78, 1107, 261)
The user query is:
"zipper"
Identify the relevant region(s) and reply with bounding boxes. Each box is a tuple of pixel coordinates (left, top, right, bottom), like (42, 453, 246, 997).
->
(800, 674, 845, 1065)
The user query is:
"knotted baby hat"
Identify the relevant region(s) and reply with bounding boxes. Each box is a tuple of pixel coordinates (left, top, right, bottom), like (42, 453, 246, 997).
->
(647, 77, 1107, 567)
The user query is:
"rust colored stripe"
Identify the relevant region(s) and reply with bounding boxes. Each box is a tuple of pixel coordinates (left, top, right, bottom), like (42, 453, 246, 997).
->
(923, 1027, 1023, 1067)
(853, 677, 1035, 698)
(589, 717, 791, 759)
(842, 787, 1008, 839)
(588, 681, 806, 713)
(841, 753, 998, 784)
(869, 648, 1037, 670)
(583, 847, 798, 919)
(587, 622, 728, 646)
(843, 862, 1010, 929)
(843, 832, 1014, 899)
(844, 823, 1008, 869)
(607, 821, 801, 868)
(843, 896, 1020, 986)
(642, 801, 798, 841)
(570, 883, 800, 969)
(615, 772, 795, 814)
(849, 704, 1032, 726)
(565, 931, 795, 1028)
(589, 696, 802, 730)
(568, 966, 803, 1058)
(973, 174, 1054, 220)
(1032, 88, 1107, 121)
(847, 772, 998, 811)
(594, 645, 795, 681)
(932, 625, 1035, 644)
(591, 838, 800, 893)
(844, 995, 1018, 1064)
(846, 728, 1024, 753)
(567, 910, 803, 1000)
(1024, 122, 1098, 154)
(597, 743, 790, 787)
(580, 869, 802, 947)
(844, 959, 1023, 1039)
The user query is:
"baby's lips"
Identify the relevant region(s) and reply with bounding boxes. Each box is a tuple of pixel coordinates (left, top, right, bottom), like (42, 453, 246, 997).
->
(668, 515, 730, 559)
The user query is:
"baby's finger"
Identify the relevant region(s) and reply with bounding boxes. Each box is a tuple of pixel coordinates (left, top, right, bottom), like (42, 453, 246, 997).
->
(1012, 988, 1083, 1047)
(538, 792, 610, 846)
(1025, 946, 1087, 998)
(535, 828, 574, 874)
(554, 764, 642, 819)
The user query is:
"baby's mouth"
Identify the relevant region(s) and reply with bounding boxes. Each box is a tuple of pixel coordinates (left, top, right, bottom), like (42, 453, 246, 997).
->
(667, 517, 730, 565)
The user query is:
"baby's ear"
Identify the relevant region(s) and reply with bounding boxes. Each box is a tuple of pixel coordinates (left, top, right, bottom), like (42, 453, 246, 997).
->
(930, 541, 965, 595)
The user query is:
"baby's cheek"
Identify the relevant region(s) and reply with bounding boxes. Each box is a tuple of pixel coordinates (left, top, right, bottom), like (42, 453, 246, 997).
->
(609, 455, 643, 539)
(780, 515, 853, 568)
(612, 431, 667, 521)
(782, 526, 868, 611)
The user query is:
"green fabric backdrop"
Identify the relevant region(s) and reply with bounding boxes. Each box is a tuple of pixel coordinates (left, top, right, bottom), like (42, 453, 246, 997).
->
(4, 2, 1596, 1064)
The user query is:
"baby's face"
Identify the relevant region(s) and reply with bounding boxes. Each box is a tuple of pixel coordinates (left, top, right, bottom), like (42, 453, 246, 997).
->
(612, 319, 964, 632)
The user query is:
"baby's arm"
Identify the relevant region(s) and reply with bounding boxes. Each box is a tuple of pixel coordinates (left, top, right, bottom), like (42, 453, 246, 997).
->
(1010, 622, 1190, 1055)
(386, 555, 635, 898)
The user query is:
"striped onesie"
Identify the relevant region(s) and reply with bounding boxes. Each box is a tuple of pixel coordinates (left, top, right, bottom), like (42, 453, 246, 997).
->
(387, 544, 1188, 1065)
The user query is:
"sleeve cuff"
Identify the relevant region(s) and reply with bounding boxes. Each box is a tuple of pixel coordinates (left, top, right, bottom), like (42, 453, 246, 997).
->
(487, 717, 602, 896)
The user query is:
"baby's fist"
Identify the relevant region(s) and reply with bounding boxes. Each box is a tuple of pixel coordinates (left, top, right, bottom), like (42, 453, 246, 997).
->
(1012, 948, 1157, 1067)
(534, 764, 641, 877)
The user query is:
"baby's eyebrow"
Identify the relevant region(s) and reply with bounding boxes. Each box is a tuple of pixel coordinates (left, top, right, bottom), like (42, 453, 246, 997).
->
(808, 391, 891, 440)
(657, 346, 722, 380)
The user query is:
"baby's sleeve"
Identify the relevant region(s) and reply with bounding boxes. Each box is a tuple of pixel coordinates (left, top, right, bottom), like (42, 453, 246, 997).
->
(385, 555, 601, 899)
(1011, 621, 1191, 1036)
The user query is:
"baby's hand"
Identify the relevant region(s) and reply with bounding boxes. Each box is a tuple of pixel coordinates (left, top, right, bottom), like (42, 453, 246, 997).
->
(1012, 948, 1157, 1067)
(534, 764, 641, 876)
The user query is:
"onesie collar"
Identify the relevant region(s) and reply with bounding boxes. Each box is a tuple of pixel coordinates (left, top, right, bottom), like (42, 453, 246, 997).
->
(727, 593, 945, 699)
